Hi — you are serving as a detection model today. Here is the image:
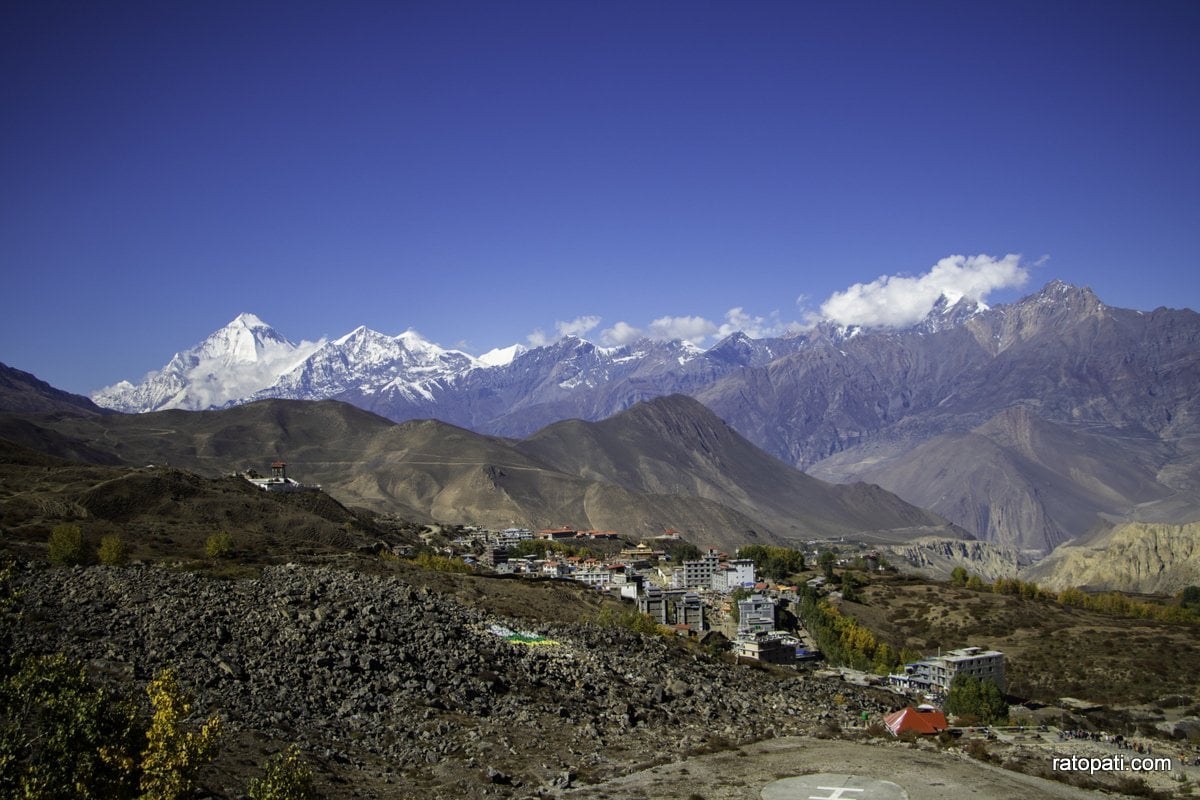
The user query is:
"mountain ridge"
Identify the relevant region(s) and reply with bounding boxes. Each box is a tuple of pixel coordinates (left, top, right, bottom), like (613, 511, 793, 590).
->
(0, 393, 964, 551)
(48, 281, 1200, 552)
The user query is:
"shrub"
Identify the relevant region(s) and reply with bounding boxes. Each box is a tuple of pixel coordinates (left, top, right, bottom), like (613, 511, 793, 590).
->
(0, 652, 143, 798)
(594, 606, 667, 636)
(248, 744, 318, 800)
(410, 552, 473, 574)
(139, 669, 222, 800)
(205, 531, 234, 559)
(47, 524, 85, 566)
(98, 535, 130, 566)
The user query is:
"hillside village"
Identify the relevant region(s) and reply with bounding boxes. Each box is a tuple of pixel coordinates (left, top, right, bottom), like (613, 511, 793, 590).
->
(412, 522, 1200, 784)
(429, 523, 1002, 695)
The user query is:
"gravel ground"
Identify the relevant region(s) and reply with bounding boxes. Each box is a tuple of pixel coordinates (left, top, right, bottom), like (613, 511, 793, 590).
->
(560, 736, 1149, 800)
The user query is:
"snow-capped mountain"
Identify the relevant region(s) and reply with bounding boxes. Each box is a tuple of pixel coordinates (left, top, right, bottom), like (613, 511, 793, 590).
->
(92, 313, 321, 412)
(248, 326, 478, 405)
(78, 282, 1200, 554)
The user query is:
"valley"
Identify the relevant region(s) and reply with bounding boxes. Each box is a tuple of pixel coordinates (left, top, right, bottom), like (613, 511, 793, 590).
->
(1, 280, 1198, 799)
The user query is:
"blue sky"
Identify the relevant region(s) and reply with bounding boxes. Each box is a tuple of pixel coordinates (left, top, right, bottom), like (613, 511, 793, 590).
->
(2, 0, 1198, 395)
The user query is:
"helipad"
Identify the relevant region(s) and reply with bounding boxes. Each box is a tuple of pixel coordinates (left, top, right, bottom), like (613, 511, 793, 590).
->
(761, 773, 908, 800)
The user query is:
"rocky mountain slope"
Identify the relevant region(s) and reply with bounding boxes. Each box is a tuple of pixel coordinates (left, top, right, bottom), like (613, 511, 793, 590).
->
(705, 283, 1200, 552)
(517, 395, 955, 544)
(0, 361, 110, 416)
(82, 283, 1200, 553)
(5, 559, 895, 799)
(1024, 521, 1200, 594)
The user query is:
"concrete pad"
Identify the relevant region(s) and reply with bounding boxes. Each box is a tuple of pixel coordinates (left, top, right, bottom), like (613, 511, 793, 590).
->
(762, 773, 908, 800)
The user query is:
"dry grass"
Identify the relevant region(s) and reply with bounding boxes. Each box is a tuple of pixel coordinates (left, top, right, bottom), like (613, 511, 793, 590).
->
(844, 578, 1200, 705)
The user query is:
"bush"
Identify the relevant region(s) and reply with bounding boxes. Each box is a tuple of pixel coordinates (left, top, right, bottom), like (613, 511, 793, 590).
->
(205, 531, 234, 559)
(47, 524, 84, 566)
(139, 669, 222, 800)
(410, 552, 473, 574)
(98, 535, 129, 566)
(0, 652, 143, 798)
(248, 744, 318, 800)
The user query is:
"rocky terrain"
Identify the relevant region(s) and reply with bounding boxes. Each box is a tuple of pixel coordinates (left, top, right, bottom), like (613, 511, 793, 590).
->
(1024, 521, 1200, 594)
(5, 558, 896, 798)
(883, 537, 1027, 583)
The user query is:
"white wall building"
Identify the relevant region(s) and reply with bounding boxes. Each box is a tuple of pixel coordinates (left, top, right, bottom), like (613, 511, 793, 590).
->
(893, 646, 1006, 695)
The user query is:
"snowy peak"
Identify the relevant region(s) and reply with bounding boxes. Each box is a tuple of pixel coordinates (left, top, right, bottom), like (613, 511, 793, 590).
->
(478, 343, 528, 368)
(197, 313, 296, 365)
(91, 314, 320, 412)
(251, 326, 477, 404)
(230, 311, 269, 329)
(916, 293, 989, 333)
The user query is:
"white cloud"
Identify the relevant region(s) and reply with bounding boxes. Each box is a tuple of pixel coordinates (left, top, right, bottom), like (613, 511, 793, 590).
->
(647, 315, 719, 344)
(600, 321, 643, 346)
(716, 307, 802, 340)
(527, 315, 602, 347)
(815, 254, 1030, 329)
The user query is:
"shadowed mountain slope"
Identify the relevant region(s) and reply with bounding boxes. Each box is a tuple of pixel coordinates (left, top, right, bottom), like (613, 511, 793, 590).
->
(701, 284, 1200, 552)
(0, 361, 110, 415)
(0, 391, 961, 550)
(517, 395, 960, 543)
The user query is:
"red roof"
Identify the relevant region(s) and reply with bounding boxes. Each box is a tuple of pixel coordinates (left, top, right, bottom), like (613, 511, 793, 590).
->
(883, 706, 948, 735)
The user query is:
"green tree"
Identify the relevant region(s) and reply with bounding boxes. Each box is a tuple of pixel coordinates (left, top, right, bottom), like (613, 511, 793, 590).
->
(671, 542, 702, 563)
(98, 534, 130, 566)
(47, 524, 85, 566)
(139, 668, 222, 800)
(1179, 585, 1200, 610)
(949, 567, 969, 587)
(945, 673, 1008, 724)
(738, 545, 804, 582)
(818, 550, 836, 581)
(248, 745, 318, 800)
(840, 571, 859, 602)
(0, 652, 142, 799)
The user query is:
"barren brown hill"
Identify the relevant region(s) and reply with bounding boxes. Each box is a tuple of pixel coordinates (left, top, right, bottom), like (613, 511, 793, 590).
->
(0, 361, 110, 415)
(0, 392, 964, 550)
(0, 437, 389, 563)
(846, 577, 1200, 706)
(518, 395, 964, 543)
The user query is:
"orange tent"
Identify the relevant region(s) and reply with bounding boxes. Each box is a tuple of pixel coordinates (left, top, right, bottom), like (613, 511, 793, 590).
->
(883, 706, 948, 735)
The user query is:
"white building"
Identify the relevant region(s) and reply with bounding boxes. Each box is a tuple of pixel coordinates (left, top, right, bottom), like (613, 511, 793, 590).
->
(496, 528, 534, 548)
(713, 559, 756, 593)
(573, 566, 612, 588)
(734, 631, 794, 664)
(892, 647, 1006, 696)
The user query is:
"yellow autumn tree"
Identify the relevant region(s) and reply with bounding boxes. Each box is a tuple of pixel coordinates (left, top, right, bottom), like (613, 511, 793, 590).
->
(138, 668, 222, 800)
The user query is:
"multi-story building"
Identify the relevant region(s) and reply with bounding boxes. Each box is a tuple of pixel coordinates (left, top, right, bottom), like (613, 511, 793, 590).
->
(737, 594, 777, 634)
(677, 550, 721, 589)
(713, 559, 756, 593)
(637, 585, 669, 625)
(673, 591, 706, 631)
(573, 566, 612, 588)
(734, 631, 795, 664)
(496, 528, 533, 548)
(892, 647, 1006, 696)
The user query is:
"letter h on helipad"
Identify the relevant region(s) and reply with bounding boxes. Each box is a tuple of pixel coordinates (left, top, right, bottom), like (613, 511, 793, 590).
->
(809, 788, 865, 800)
